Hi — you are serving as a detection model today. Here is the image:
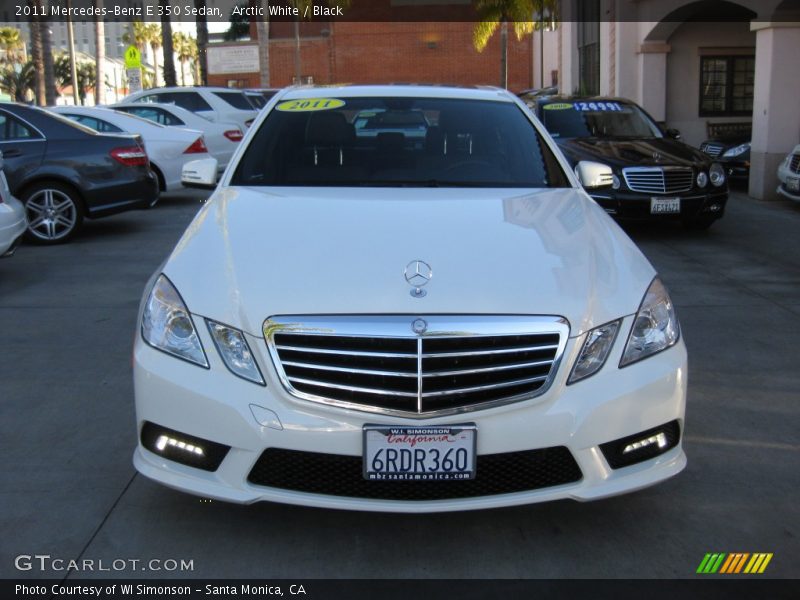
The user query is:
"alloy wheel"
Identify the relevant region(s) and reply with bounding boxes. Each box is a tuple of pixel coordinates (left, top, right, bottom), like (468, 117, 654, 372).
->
(25, 188, 79, 241)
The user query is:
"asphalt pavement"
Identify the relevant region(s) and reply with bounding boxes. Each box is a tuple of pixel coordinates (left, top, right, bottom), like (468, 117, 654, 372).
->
(1, 188, 798, 579)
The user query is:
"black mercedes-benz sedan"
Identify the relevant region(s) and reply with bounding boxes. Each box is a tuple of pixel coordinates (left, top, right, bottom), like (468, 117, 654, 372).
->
(0, 103, 159, 244)
(529, 96, 728, 229)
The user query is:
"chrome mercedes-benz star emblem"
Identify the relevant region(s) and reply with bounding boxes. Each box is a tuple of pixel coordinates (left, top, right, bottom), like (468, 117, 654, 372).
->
(411, 318, 428, 334)
(652, 152, 662, 162)
(404, 260, 432, 298)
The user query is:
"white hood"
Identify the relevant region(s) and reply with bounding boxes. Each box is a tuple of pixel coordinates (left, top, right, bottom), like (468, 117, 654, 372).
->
(164, 187, 655, 338)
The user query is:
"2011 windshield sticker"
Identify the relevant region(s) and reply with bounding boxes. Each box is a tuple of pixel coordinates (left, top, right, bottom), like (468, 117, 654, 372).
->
(543, 103, 574, 110)
(275, 98, 346, 112)
(573, 101, 626, 112)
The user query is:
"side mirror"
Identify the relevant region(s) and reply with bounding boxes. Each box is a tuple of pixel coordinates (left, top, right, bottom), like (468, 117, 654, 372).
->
(665, 128, 681, 140)
(575, 161, 614, 189)
(182, 158, 219, 190)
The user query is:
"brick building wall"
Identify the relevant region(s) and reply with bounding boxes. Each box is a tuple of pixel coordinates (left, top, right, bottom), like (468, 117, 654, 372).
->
(208, 21, 534, 92)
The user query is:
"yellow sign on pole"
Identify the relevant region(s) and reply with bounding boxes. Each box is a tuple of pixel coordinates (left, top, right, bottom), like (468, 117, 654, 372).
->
(124, 45, 141, 69)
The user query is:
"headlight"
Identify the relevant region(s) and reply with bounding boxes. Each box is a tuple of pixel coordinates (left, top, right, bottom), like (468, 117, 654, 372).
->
(620, 278, 680, 367)
(722, 143, 750, 157)
(142, 275, 208, 368)
(568, 320, 621, 384)
(709, 163, 726, 187)
(206, 320, 265, 385)
(696, 171, 708, 188)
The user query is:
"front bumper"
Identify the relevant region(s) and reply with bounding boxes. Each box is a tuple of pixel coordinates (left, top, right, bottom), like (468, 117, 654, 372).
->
(717, 157, 749, 181)
(776, 169, 800, 202)
(0, 195, 27, 257)
(589, 189, 728, 221)
(133, 314, 688, 512)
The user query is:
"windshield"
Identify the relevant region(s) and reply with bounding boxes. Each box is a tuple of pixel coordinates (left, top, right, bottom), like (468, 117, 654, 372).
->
(541, 101, 663, 139)
(232, 96, 568, 188)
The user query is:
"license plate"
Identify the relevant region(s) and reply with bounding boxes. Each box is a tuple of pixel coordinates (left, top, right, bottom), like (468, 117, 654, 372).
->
(363, 425, 476, 481)
(788, 178, 800, 192)
(651, 197, 681, 214)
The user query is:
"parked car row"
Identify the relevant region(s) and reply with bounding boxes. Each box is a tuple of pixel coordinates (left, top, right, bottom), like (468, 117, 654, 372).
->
(2, 83, 797, 254)
(0, 86, 275, 247)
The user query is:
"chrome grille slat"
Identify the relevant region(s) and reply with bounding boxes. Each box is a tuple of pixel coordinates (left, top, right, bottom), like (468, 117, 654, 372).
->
(791, 154, 800, 174)
(423, 359, 554, 378)
(421, 343, 559, 358)
(282, 360, 417, 378)
(701, 142, 724, 158)
(266, 316, 568, 417)
(623, 167, 694, 195)
(286, 376, 419, 397)
(421, 375, 550, 398)
(275, 344, 417, 358)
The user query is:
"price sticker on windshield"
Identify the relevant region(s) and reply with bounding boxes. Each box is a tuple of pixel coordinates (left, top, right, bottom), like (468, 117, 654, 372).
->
(573, 101, 625, 112)
(275, 98, 345, 112)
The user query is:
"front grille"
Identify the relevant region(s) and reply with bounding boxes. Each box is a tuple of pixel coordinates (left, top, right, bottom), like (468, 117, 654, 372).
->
(266, 316, 567, 417)
(700, 142, 724, 158)
(247, 447, 582, 500)
(623, 167, 694, 194)
(790, 153, 800, 174)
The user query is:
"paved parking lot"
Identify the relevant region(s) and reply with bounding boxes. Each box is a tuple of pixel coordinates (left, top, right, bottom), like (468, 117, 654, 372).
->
(1, 189, 798, 579)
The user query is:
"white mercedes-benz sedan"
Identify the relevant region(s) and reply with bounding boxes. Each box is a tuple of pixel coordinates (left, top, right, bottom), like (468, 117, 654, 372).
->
(133, 85, 687, 512)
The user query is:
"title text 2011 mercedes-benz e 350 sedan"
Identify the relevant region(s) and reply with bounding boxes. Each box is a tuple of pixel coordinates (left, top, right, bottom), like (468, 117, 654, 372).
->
(133, 85, 687, 512)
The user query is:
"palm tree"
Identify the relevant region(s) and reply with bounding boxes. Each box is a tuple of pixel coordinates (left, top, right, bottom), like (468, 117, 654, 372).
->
(123, 21, 149, 56)
(146, 23, 162, 87)
(194, 0, 209, 86)
(54, 54, 96, 105)
(473, 0, 558, 89)
(95, 0, 106, 104)
(0, 27, 25, 65)
(255, 0, 270, 87)
(160, 0, 177, 87)
(29, 18, 46, 105)
(173, 32, 197, 86)
(39, 13, 57, 105)
(0, 61, 35, 102)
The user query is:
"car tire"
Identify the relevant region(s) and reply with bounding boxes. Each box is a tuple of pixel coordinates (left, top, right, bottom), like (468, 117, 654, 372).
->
(22, 181, 85, 244)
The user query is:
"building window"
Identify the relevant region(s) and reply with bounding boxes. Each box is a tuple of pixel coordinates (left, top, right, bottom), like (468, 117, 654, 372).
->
(577, 1, 600, 95)
(700, 55, 755, 116)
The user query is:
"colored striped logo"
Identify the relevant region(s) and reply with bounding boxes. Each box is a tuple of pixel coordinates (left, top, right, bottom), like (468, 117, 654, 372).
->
(696, 553, 773, 574)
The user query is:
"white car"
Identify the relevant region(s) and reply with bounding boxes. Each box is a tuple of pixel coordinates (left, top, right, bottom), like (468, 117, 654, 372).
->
(50, 106, 210, 193)
(776, 144, 800, 202)
(110, 102, 243, 172)
(133, 85, 687, 512)
(120, 87, 257, 133)
(0, 152, 26, 257)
